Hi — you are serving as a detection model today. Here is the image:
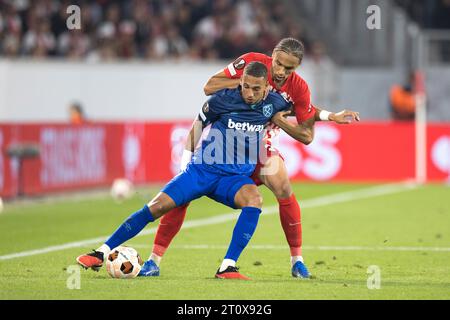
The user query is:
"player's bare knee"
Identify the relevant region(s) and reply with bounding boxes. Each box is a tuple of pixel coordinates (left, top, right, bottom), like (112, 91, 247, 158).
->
(244, 190, 263, 208)
(235, 185, 263, 208)
(147, 193, 176, 219)
(247, 194, 263, 208)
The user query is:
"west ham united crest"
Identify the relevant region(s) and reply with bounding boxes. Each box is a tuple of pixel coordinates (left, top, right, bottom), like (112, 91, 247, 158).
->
(262, 104, 273, 118)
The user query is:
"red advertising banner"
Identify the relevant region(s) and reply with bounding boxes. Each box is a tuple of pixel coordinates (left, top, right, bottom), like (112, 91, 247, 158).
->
(0, 125, 16, 198)
(277, 122, 417, 182)
(1, 121, 449, 198)
(428, 124, 450, 182)
(0, 123, 127, 197)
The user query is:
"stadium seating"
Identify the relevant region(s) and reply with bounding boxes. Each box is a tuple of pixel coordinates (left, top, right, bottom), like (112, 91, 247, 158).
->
(0, 0, 311, 60)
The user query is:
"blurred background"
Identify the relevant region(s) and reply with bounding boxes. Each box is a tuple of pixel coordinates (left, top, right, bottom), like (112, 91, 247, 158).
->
(0, 0, 449, 200)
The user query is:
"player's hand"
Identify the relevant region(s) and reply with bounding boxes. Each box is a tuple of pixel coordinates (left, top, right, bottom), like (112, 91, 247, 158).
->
(330, 110, 360, 124)
(272, 110, 291, 126)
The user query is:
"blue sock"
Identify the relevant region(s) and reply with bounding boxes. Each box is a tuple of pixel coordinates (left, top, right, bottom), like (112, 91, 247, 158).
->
(105, 205, 155, 250)
(224, 207, 262, 262)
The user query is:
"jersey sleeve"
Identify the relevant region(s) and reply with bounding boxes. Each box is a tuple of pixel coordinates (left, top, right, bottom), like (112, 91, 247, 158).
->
(223, 52, 269, 79)
(198, 92, 227, 126)
(270, 93, 292, 113)
(292, 77, 316, 123)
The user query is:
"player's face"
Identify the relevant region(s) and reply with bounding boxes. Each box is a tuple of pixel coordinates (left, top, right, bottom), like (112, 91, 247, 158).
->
(271, 50, 300, 85)
(240, 74, 268, 105)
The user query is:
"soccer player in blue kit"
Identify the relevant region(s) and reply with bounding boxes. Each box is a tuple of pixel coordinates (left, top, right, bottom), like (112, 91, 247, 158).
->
(77, 62, 291, 279)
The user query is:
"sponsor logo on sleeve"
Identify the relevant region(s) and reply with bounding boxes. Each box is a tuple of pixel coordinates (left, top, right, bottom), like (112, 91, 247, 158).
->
(202, 102, 209, 113)
(199, 102, 209, 121)
(233, 58, 246, 70)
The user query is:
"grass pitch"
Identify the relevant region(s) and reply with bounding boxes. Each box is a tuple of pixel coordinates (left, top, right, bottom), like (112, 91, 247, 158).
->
(0, 182, 449, 300)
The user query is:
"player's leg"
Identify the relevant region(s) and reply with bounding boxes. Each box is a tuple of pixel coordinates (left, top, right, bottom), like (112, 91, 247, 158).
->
(138, 165, 217, 276)
(209, 176, 263, 280)
(103, 191, 177, 249)
(138, 203, 189, 276)
(138, 199, 191, 276)
(76, 192, 176, 271)
(77, 169, 202, 271)
(149, 203, 189, 264)
(256, 154, 310, 278)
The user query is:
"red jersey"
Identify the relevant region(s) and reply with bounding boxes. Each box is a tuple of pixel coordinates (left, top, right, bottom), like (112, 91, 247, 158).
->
(224, 52, 316, 124)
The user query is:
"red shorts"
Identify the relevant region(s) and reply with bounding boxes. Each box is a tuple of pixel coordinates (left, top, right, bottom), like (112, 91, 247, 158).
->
(250, 145, 285, 186)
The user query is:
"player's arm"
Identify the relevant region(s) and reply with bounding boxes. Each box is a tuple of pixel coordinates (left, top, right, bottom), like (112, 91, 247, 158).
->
(184, 119, 203, 153)
(203, 70, 240, 96)
(180, 98, 221, 169)
(179, 118, 203, 170)
(272, 82, 315, 145)
(271, 110, 315, 145)
(314, 106, 361, 124)
(204, 53, 262, 95)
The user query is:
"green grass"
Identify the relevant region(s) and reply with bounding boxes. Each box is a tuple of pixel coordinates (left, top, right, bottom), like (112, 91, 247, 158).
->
(0, 183, 449, 300)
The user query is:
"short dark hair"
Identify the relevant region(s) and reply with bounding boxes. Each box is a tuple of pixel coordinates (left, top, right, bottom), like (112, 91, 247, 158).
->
(273, 38, 304, 63)
(243, 61, 268, 80)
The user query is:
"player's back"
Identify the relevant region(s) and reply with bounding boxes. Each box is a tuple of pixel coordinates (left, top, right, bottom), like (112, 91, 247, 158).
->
(193, 88, 290, 176)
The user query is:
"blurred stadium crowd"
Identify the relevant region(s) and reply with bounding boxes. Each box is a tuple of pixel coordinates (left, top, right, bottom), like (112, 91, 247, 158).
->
(1, 0, 448, 62)
(0, 0, 311, 61)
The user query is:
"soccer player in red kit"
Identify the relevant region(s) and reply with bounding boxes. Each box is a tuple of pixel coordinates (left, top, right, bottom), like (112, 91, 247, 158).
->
(140, 38, 360, 278)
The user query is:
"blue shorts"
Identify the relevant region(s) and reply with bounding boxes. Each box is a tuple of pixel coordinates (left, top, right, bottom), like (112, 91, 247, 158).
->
(161, 164, 255, 209)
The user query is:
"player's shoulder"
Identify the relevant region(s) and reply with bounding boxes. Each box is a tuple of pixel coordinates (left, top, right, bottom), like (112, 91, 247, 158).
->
(213, 88, 239, 98)
(245, 52, 271, 61)
(266, 91, 290, 108)
(288, 72, 310, 95)
(209, 88, 240, 105)
(211, 88, 230, 97)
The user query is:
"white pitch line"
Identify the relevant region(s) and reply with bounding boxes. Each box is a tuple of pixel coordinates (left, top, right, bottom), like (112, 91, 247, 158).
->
(126, 244, 450, 252)
(0, 181, 418, 261)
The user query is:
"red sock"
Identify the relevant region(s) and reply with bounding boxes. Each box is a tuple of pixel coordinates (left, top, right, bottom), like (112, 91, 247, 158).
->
(278, 194, 302, 257)
(152, 203, 188, 257)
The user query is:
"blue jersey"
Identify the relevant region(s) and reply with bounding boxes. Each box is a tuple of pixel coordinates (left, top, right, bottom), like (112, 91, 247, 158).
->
(192, 87, 291, 176)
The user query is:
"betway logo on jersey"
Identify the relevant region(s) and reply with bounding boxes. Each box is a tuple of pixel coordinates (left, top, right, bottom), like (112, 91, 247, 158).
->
(228, 119, 264, 132)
